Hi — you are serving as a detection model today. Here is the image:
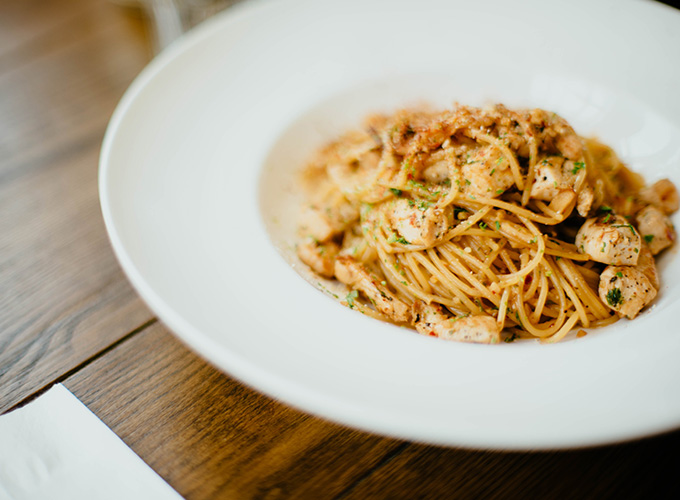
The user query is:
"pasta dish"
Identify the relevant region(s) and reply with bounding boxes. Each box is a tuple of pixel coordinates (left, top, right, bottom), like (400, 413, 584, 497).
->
(296, 104, 677, 343)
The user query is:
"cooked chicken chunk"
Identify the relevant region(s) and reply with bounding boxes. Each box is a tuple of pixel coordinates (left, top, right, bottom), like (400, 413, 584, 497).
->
(527, 109, 584, 160)
(297, 240, 339, 278)
(530, 157, 568, 200)
(460, 146, 515, 198)
(635, 205, 676, 255)
(389, 199, 452, 246)
(421, 148, 451, 183)
(575, 215, 642, 265)
(598, 266, 657, 319)
(299, 198, 359, 242)
(334, 256, 411, 323)
(412, 301, 501, 344)
(640, 178, 679, 215)
(635, 244, 659, 290)
(577, 185, 594, 217)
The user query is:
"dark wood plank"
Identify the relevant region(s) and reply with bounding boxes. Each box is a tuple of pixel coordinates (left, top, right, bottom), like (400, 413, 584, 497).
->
(0, 0, 154, 411)
(65, 322, 405, 500)
(64, 321, 680, 500)
(341, 430, 680, 499)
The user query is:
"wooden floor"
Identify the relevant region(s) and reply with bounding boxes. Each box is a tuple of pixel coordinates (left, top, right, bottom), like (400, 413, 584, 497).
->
(2, 0, 680, 498)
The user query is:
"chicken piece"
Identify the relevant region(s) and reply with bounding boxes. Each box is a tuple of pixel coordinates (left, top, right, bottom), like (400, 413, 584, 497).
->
(299, 198, 359, 243)
(460, 146, 515, 198)
(577, 185, 594, 217)
(389, 199, 452, 246)
(334, 256, 411, 323)
(639, 178, 679, 215)
(412, 301, 501, 344)
(547, 190, 576, 219)
(529, 156, 582, 203)
(530, 156, 566, 200)
(575, 215, 642, 265)
(339, 230, 377, 264)
(528, 109, 584, 160)
(421, 149, 450, 183)
(598, 266, 657, 319)
(635, 244, 659, 290)
(297, 240, 340, 278)
(635, 205, 676, 255)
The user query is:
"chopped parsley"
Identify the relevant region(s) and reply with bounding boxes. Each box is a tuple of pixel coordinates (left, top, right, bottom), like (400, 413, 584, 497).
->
(644, 234, 655, 243)
(504, 332, 518, 343)
(388, 233, 410, 245)
(615, 271, 623, 278)
(346, 290, 359, 309)
(389, 188, 403, 196)
(599, 205, 613, 213)
(605, 287, 622, 308)
(571, 161, 585, 175)
(612, 223, 636, 234)
(479, 221, 488, 230)
(495, 221, 501, 231)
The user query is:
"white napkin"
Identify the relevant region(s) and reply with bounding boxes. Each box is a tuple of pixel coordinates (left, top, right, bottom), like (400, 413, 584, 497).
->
(0, 384, 183, 500)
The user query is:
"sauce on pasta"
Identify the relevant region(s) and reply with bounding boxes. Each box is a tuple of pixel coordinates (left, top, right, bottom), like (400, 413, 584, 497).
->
(296, 104, 678, 343)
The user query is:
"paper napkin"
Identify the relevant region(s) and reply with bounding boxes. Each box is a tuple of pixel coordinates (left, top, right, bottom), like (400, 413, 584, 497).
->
(0, 384, 183, 500)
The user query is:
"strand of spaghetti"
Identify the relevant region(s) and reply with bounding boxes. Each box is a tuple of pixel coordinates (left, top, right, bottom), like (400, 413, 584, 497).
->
(419, 248, 496, 303)
(499, 249, 519, 274)
(496, 287, 510, 329)
(438, 240, 499, 285)
(376, 250, 417, 302)
(494, 216, 545, 287)
(402, 251, 434, 293)
(429, 248, 500, 310)
(543, 244, 590, 261)
(470, 131, 525, 190)
(458, 197, 563, 225)
(556, 257, 611, 319)
(410, 251, 481, 311)
(459, 235, 501, 279)
(377, 246, 465, 308)
(543, 311, 581, 343)
(555, 268, 591, 327)
(483, 238, 506, 269)
(589, 315, 619, 328)
(518, 113, 539, 206)
(514, 291, 565, 338)
(531, 269, 550, 324)
(523, 265, 541, 302)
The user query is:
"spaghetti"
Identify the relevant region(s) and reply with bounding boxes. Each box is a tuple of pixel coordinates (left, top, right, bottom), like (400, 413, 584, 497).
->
(296, 104, 678, 343)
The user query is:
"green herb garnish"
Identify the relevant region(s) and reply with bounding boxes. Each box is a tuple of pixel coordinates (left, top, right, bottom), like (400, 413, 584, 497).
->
(606, 287, 622, 307)
(346, 290, 359, 309)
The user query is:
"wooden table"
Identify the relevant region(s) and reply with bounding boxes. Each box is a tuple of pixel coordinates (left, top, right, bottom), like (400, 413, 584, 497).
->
(2, 0, 680, 498)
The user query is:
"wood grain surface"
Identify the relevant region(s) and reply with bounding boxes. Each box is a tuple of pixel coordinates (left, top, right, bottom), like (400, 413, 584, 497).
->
(0, 0, 154, 412)
(2, 0, 680, 499)
(65, 322, 680, 500)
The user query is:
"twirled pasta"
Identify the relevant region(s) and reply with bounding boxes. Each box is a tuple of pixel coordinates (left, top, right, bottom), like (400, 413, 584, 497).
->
(296, 104, 677, 343)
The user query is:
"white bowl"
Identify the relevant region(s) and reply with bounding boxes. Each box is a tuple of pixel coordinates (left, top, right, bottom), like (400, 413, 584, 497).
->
(100, 0, 680, 449)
